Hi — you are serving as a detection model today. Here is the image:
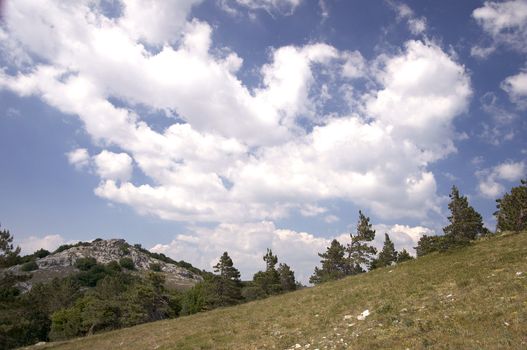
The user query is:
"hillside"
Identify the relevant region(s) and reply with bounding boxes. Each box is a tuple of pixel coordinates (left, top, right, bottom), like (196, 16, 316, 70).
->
(30, 232, 527, 350)
(2, 239, 203, 291)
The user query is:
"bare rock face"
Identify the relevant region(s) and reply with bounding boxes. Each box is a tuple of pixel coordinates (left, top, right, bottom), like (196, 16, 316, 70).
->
(5, 239, 203, 291)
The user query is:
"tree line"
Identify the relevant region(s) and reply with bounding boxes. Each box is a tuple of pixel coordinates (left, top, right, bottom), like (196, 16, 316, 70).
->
(309, 179, 526, 285)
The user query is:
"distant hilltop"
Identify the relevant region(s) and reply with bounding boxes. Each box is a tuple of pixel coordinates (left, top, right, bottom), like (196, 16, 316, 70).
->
(3, 238, 203, 291)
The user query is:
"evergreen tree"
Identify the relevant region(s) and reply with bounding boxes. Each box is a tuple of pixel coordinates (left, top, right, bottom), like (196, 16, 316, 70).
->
(277, 263, 296, 292)
(347, 211, 377, 274)
(309, 239, 347, 284)
(211, 252, 243, 306)
(443, 186, 488, 241)
(396, 249, 414, 263)
(371, 233, 397, 269)
(263, 248, 278, 271)
(495, 179, 527, 232)
(415, 235, 445, 257)
(0, 225, 21, 267)
(251, 249, 281, 296)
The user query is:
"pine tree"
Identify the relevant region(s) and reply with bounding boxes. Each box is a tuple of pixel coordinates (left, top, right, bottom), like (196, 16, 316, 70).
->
(396, 249, 414, 263)
(0, 225, 21, 267)
(263, 248, 278, 271)
(495, 179, 527, 232)
(211, 252, 243, 306)
(443, 186, 488, 241)
(277, 263, 296, 292)
(309, 239, 347, 284)
(347, 211, 377, 274)
(251, 249, 281, 295)
(371, 233, 397, 269)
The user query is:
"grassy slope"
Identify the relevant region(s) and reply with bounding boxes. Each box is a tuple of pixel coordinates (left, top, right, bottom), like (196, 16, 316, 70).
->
(33, 232, 527, 350)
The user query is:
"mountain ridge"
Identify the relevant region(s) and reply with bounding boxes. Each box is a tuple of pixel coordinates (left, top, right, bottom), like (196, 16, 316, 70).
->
(2, 238, 203, 291)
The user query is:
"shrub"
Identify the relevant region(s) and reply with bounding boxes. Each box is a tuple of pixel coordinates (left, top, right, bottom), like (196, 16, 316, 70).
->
(74, 264, 109, 287)
(107, 260, 122, 272)
(150, 263, 162, 272)
(21, 260, 39, 272)
(33, 249, 50, 259)
(74, 257, 97, 271)
(119, 257, 135, 270)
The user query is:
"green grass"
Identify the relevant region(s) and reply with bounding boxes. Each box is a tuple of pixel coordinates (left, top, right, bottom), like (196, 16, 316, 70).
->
(31, 232, 527, 349)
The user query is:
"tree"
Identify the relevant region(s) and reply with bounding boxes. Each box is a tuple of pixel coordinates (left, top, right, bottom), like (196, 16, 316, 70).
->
(347, 211, 377, 273)
(396, 249, 414, 263)
(443, 186, 488, 241)
(0, 225, 21, 267)
(495, 179, 527, 232)
(277, 263, 296, 292)
(211, 252, 243, 306)
(309, 239, 347, 284)
(263, 248, 278, 271)
(251, 249, 281, 296)
(371, 233, 397, 269)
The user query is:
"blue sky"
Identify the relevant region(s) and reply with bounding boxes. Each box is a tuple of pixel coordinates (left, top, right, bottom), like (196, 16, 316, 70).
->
(1, 0, 526, 283)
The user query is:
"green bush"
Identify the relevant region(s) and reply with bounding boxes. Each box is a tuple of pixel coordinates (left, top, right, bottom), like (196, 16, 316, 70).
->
(21, 260, 39, 272)
(33, 248, 50, 259)
(107, 260, 122, 272)
(74, 257, 97, 271)
(150, 263, 162, 272)
(75, 264, 109, 287)
(119, 257, 135, 270)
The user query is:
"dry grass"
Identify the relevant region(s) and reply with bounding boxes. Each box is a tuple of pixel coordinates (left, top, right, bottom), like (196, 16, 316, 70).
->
(29, 232, 527, 350)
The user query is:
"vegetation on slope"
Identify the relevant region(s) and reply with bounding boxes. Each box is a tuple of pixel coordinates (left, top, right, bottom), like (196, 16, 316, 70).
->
(32, 231, 527, 350)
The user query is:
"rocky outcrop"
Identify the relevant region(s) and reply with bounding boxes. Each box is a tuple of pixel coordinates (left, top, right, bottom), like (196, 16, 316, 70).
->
(4, 239, 203, 291)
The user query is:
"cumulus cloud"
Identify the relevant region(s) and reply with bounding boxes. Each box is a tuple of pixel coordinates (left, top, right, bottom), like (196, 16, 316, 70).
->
(67, 148, 90, 170)
(18, 234, 65, 255)
(119, 0, 203, 45)
(476, 160, 525, 198)
(0, 0, 471, 224)
(472, 0, 527, 57)
(502, 70, 527, 109)
(93, 150, 133, 182)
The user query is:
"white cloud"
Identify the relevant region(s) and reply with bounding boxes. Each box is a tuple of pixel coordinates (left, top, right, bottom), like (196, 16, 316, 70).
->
(341, 51, 367, 79)
(93, 150, 133, 182)
(220, 0, 302, 15)
(18, 234, 65, 255)
(388, 1, 427, 35)
(502, 70, 527, 109)
(365, 40, 471, 161)
(323, 215, 339, 223)
(0, 10, 470, 223)
(472, 0, 527, 55)
(67, 148, 90, 170)
(119, 0, 203, 45)
(476, 160, 525, 198)
(494, 161, 526, 181)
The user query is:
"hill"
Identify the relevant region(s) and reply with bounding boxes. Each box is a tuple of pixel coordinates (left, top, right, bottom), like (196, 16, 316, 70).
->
(29, 232, 527, 349)
(2, 239, 203, 291)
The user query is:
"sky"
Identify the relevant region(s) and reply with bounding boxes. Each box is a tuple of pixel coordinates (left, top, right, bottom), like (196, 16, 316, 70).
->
(0, 0, 526, 283)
